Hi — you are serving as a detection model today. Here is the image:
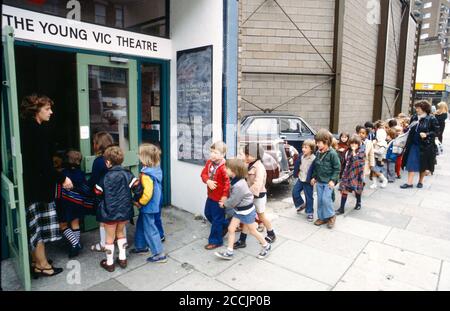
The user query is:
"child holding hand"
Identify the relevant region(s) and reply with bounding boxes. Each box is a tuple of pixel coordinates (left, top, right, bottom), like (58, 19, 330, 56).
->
(200, 141, 230, 250)
(215, 159, 271, 260)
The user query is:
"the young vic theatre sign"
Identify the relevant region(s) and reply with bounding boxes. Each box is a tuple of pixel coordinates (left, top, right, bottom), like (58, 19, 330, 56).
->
(1, 5, 171, 60)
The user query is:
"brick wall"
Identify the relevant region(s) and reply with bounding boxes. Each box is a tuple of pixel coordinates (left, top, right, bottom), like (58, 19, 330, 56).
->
(338, 0, 379, 132)
(239, 0, 335, 130)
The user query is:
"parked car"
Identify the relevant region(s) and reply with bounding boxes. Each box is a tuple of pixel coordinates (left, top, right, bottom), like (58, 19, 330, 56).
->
(240, 113, 317, 152)
(239, 113, 317, 186)
(238, 138, 293, 186)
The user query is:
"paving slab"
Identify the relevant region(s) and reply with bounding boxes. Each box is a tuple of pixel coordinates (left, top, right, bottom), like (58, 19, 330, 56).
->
(402, 205, 450, 223)
(406, 217, 450, 241)
(169, 239, 246, 277)
(232, 233, 288, 257)
(302, 229, 369, 260)
(384, 228, 450, 261)
(270, 216, 319, 242)
(346, 206, 412, 229)
(1, 260, 22, 291)
(335, 242, 440, 291)
(438, 261, 450, 291)
(266, 240, 352, 286)
(216, 256, 330, 291)
(162, 271, 236, 291)
(87, 279, 130, 291)
(115, 258, 190, 291)
(333, 217, 392, 242)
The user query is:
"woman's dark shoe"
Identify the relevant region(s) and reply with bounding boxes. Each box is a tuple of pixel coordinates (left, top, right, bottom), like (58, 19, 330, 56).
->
(354, 203, 362, 210)
(100, 259, 115, 272)
(335, 208, 345, 215)
(400, 184, 413, 189)
(233, 240, 247, 249)
(32, 266, 63, 279)
(417, 183, 423, 188)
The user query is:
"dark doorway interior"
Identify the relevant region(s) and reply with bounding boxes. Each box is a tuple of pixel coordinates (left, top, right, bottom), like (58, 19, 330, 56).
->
(15, 45, 79, 156)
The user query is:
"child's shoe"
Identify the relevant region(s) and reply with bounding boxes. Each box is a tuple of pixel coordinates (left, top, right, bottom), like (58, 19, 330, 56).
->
(147, 254, 168, 263)
(68, 245, 80, 258)
(100, 259, 115, 272)
(215, 250, 234, 260)
(380, 175, 388, 188)
(116, 257, 127, 269)
(296, 204, 306, 213)
(257, 243, 272, 259)
(233, 240, 247, 249)
(327, 215, 336, 229)
(335, 207, 345, 215)
(161, 236, 166, 243)
(257, 223, 264, 232)
(306, 213, 314, 222)
(265, 234, 276, 244)
(130, 248, 149, 255)
(369, 181, 378, 189)
(354, 203, 362, 210)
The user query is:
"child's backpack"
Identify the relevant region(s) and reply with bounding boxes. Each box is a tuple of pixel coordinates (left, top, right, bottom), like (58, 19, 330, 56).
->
(392, 132, 408, 155)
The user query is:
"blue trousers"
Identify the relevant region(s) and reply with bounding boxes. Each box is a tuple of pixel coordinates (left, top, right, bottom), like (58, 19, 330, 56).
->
(292, 179, 314, 214)
(135, 212, 163, 255)
(204, 198, 228, 245)
(155, 208, 165, 238)
(316, 182, 335, 221)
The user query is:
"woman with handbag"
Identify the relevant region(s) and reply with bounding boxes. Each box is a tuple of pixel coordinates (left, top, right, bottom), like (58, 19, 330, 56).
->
(400, 101, 440, 189)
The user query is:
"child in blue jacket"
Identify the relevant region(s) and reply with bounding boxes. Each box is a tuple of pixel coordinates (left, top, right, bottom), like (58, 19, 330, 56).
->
(292, 139, 316, 222)
(131, 143, 167, 263)
(385, 128, 399, 183)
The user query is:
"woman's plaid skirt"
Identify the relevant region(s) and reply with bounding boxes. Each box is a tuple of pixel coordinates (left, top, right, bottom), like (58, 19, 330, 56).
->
(26, 201, 61, 250)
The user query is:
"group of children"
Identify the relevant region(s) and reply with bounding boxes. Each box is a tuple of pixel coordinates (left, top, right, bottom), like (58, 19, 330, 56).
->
(291, 114, 412, 229)
(200, 142, 275, 260)
(54, 132, 167, 272)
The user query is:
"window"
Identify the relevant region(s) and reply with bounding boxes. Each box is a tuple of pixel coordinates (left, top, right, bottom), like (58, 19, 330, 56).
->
(422, 23, 430, 29)
(246, 118, 278, 136)
(115, 6, 124, 28)
(94, 3, 106, 25)
(423, 13, 432, 19)
(421, 33, 429, 39)
(280, 118, 301, 133)
(424, 2, 432, 8)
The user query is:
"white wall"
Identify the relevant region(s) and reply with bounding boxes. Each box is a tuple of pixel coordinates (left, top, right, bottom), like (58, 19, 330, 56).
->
(416, 54, 444, 83)
(170, 0, 224, 215)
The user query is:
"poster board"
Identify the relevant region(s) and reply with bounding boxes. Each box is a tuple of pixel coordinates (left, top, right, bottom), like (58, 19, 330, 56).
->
(176, 45, 213, 165)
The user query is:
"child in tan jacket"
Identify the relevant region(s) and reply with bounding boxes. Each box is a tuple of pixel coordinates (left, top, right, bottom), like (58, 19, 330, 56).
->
(234, 143, 276, 249)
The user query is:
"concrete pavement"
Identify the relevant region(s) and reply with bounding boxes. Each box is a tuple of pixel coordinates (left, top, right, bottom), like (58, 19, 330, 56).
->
(2, 122, 450, 291)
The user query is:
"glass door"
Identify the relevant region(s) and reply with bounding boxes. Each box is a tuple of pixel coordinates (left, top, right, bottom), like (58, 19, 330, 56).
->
(1, 26, 31, 291)
(76, 54, 139, 230)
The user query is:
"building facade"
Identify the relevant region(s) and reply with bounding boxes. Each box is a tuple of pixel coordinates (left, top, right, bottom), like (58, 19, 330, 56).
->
(239, 0, 420, 133)
(1, 0, 239, 290)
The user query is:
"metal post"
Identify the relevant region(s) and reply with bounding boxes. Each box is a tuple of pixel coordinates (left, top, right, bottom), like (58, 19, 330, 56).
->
(330, 0, 345, 133)
(395, 1, 411, 116)
(373, 0, 391, 121)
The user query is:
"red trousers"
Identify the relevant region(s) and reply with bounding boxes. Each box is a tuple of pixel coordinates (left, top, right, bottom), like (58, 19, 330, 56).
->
(395, 155, 403, 177)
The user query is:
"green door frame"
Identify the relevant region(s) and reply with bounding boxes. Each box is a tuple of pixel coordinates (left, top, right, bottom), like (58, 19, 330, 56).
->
(1, 26, 31, 291)
(76, 54, 139, 175)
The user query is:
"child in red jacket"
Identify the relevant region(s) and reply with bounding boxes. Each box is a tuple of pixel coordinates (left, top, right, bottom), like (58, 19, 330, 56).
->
(201, 141, 230, 250)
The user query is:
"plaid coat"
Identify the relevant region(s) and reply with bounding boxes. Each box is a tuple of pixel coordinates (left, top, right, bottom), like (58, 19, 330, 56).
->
(339, 148, 365, 194)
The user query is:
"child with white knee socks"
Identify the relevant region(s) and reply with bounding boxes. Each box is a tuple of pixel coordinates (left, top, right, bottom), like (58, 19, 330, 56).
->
(94, 146, 141, 272)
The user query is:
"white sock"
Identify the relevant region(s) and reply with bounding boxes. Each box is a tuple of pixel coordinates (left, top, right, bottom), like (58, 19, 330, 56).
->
(105, 243, 115, 265)
(99, 226, 106, 247)
(117, 238, 127, 260)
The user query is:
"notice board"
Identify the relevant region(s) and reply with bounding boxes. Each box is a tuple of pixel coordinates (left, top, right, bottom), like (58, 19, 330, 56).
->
(177, 45, 213, 165)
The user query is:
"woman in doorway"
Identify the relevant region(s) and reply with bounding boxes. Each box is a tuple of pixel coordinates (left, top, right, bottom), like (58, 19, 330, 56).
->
(20, 94, 73, 277)
(435, 102, 448, 144)
(401, 101, 440, 189)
